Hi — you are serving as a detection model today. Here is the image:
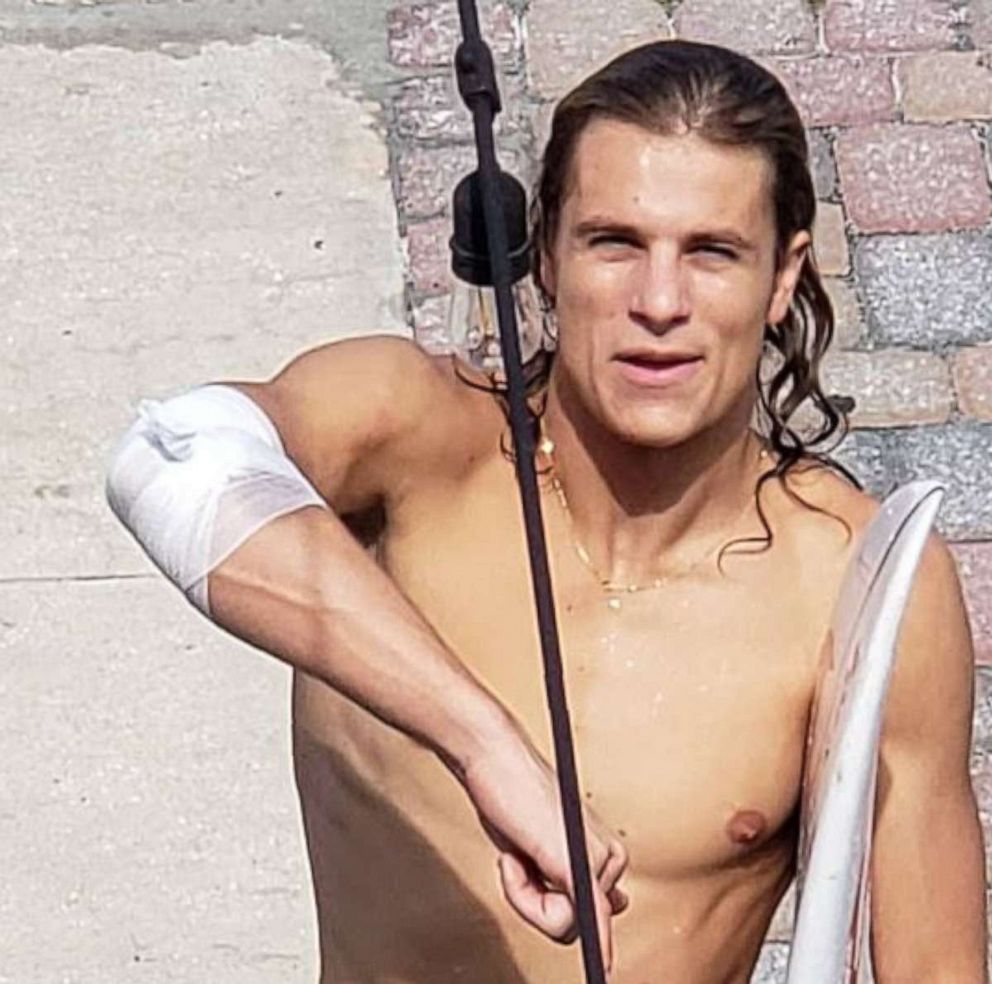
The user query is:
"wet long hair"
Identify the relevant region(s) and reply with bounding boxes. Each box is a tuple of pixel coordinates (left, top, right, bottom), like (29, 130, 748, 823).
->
(467, 39, 859, 553)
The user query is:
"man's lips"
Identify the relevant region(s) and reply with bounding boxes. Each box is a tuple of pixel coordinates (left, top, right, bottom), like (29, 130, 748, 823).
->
(614, 351, 703, 386)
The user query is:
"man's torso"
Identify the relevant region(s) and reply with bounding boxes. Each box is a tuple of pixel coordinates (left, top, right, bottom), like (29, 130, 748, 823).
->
(290, 369, 874, 984)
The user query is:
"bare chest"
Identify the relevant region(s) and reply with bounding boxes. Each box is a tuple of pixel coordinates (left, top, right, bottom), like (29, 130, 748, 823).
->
(378, 470, 833, 878)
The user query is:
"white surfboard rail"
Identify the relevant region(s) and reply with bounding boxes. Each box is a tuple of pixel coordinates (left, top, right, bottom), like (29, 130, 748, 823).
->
(786, 480, 946, 984)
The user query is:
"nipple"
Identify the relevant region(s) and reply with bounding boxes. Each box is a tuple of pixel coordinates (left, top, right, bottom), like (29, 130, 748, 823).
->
(725, 809, 767, 846)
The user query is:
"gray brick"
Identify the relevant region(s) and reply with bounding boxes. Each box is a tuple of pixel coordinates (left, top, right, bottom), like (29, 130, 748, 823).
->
(808, 128, 838, 201)
(832, 427, 895, 496)
(831, 428, 897, 498)
(890, 423, 992, 539)
(767, 881, 796, 941)
(973, 669, 992, 769)
(834, 423, 992, 538)
(854, 232, 992, 347)
(750, 941, 790, 983)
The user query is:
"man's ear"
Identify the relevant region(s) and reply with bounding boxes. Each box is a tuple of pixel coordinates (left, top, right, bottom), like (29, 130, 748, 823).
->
(766, 230, 811, 326)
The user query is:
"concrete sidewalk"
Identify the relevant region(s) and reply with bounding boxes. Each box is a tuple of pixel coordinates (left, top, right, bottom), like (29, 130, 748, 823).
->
(0, 7, 404, 980)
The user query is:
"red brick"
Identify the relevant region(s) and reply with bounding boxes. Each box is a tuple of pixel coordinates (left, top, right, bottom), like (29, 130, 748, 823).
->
(392, 73, 527, 143)
(813, 202, 850, 277)
(899, 51, 992, 122)
(392, 75, 467, 143)
(836, 124, 990, 233)
(820, 349, 953, 427)
(823, 0, 958, 53)
(396, 145, 477, 220)
(396, 144, 529, 221)
(676, 0, 816, 55)
(406, 217, 452, 294)
(766, 55, 895, 127)
(952, 542, 992, 665)
(526, 0, 673, 99)
(952, 346, 992, 422)
(388, 1, 520, 71)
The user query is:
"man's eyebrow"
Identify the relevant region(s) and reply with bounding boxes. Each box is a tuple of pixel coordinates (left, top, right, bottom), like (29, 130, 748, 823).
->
(572, 217, 644, 239)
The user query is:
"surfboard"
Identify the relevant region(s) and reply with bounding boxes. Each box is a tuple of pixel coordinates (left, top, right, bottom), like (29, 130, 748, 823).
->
(785, 480, 945, 984)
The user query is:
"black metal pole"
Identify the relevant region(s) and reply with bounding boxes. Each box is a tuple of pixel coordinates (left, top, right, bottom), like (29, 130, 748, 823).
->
(451, 5, 607, 984)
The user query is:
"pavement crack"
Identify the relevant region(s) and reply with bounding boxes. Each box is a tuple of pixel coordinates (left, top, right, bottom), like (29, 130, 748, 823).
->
(0, 573, 155, 586)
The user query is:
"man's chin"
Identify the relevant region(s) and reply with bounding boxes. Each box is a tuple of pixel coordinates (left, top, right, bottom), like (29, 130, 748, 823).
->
(597, 384, 752, 451)
(603, 413, 703, 450)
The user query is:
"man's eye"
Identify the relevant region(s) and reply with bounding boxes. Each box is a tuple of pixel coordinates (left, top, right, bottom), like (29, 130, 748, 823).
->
(696, 244, 738, 259)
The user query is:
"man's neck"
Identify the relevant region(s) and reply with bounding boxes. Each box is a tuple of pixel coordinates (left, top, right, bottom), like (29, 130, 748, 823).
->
(540, 382, 766, 587)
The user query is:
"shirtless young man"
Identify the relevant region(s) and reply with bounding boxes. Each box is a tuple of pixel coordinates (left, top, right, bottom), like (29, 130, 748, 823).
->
(108, 40, 987, 983)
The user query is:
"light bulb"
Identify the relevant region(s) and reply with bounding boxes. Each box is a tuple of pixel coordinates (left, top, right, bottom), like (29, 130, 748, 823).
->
(447, 168, 550, 377)
(448, 276, 547, 375)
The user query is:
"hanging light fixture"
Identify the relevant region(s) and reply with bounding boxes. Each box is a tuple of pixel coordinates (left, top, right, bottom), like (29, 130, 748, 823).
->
(449, 4, 607, 984)
(448, 167, 547, 375)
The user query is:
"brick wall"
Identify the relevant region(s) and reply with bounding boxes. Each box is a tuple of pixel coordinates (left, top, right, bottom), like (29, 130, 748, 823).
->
(384, 0, 992, 975)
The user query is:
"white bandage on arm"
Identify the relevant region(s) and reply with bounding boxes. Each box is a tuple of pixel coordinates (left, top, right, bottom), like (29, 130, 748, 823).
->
(105, 384, 328, 616)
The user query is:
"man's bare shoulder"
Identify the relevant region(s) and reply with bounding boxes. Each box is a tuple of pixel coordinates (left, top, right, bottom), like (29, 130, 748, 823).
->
(761, 457, 882, 593)
(774, 457, 879, 538)
(769, 457, 969, 653)
(269, 334, 496, 429)
(236, 335, 506, 508)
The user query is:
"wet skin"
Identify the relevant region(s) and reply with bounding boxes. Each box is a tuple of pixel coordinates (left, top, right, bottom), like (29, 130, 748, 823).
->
(293, 123, 861, 983)
(225, 121, 984, 982)
(294, 438, 868, 984)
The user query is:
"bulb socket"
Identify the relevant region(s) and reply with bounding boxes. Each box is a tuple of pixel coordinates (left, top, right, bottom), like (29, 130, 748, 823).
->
(450, 169, 532, 287)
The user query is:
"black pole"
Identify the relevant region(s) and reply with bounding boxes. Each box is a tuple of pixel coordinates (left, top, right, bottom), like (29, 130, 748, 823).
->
(451, 5, 607, 984)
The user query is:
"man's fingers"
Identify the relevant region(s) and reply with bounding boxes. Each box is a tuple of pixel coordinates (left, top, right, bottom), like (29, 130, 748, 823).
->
(607, 885, 629, 915)
(497, 853, 575, 941)
(598, 838, 629, 895)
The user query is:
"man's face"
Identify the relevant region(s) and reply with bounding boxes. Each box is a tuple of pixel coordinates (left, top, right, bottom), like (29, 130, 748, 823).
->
(542, 118, 808, 448)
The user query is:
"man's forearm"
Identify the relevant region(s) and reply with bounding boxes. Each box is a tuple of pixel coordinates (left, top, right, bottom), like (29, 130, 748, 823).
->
(871, 786, 988, 983)
(207, 504, 516, 776)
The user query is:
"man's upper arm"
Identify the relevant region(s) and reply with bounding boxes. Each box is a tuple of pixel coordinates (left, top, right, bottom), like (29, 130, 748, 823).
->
(228, 335, 476, 516)
(870, 533, 988, 981)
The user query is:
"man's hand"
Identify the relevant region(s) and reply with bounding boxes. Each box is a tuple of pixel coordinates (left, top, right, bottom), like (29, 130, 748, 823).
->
(456, 729, 629, 973)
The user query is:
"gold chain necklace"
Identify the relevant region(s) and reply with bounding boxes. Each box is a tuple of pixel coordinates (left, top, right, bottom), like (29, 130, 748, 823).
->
(538, 432, 766, 611)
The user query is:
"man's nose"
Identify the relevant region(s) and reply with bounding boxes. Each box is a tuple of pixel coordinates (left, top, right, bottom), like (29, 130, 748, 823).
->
(629, 251, 691, 331)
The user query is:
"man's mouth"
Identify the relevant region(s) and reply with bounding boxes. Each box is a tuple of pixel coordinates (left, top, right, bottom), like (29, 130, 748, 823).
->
(614, 351, 704, 387)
